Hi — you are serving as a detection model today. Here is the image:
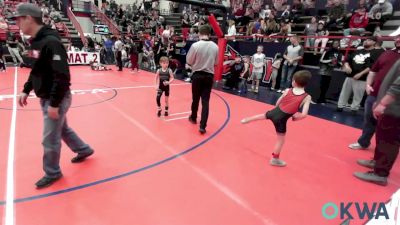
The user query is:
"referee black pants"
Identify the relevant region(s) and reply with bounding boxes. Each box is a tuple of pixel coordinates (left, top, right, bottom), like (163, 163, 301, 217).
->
(190, 71, 214, 129)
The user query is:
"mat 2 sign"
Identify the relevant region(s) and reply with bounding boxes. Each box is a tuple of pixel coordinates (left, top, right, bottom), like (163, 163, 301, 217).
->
(322, 202, 389, 220)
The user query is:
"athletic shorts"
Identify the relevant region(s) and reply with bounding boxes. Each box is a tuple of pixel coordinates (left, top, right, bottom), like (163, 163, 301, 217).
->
(158, 83, 170, 96)
(265, 107, 293, 134)
(251, 72, 263, 80)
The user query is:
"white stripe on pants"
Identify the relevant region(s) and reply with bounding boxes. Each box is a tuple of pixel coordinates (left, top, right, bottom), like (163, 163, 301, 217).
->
(8, 47, 23, 64)
(337, 77, 366, 110)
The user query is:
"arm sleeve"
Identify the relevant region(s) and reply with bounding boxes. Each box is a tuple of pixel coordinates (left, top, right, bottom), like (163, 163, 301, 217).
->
(186, 44, 196, 66)
(47, 40, 70, 107)
(22, 74, 33, 94)
(387, 76, 400, 98)
(370, 53, 383, 73)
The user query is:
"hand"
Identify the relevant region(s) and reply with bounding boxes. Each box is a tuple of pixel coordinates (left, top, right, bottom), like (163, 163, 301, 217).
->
(353, 73, 363, 80)
(373, 103, 385, 119)
(18, 93, 28, 107)
(343, 67, 352, 74)
(163, 81, 169, 85)
(47, 106, 59, 120)
(366, 84, 374, 95)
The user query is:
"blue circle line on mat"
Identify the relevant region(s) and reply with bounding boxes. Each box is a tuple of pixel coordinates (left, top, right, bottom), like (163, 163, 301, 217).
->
(0, 91, 230, 205)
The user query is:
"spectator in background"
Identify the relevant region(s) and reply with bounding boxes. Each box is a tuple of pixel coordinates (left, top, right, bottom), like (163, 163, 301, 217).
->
(188, 27, 199, 41)
(272, 0, 288, 12)
(233, 3, 245, 25)
(367, 0, 393, 32)
(314, 22, 330, 54)
(326, 0, 346, 30)
(337, 37, 377, 113)
(6, 31, 24, 66)
(368, 0, 393, 21)
(316, 40, 343, 104)
(280, 5, 292, 21)
(265, 14, 280, 35)
(104, 36, 114, 64)
(304, 16, 318, 50)
(343, 7, 368, 36)
(259, 5, 272, 20)
(226, 20, 237, 39)
(280, 35, 304, 91)
(0, 17, 8, 30)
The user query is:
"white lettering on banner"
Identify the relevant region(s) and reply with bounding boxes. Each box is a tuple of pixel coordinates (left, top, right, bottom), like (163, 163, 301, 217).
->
(67, 52, 100, 65)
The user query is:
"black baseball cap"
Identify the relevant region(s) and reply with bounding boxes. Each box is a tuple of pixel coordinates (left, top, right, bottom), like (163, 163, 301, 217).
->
(365, 36, 378, 42)
(12, 3, 42, 19)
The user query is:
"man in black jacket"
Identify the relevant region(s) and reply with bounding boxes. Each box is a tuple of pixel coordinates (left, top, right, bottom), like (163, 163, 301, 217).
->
(15, 3, 94, 189)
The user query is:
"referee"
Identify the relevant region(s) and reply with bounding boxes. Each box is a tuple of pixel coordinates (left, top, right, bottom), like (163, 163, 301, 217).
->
(15, 3, 94, 188)
(186, 25, 219, 134)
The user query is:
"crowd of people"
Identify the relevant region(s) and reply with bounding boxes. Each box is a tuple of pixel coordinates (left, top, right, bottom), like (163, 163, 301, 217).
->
(3, 0, 399, 188)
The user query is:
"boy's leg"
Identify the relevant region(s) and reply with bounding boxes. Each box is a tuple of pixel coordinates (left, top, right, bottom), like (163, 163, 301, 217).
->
(156, 89, 162, 117)
(270, 133, 287, 167)
(241, 114, 265, 124)
(273, 133, 285, 156)
(164, 87, 169, 116)
(255, 74, 260, 93)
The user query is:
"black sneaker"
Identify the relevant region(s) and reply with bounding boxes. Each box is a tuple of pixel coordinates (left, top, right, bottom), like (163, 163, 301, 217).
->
(164, 111, 168, 116)
(188, 116, 197, 124)
(157, 110, 161, 117)
(199, 128, 206, 134)
(353, 171, 388, 186)
(336, 107, 343, 112)
(35, 174, 63, 189)
(71, 150, 94, 163)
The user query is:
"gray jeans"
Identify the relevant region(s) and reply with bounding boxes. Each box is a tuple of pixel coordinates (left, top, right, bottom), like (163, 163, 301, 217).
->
(40, 92, 92, 178)
(337, 77, 366, 110)
(280, 64, 297, 89)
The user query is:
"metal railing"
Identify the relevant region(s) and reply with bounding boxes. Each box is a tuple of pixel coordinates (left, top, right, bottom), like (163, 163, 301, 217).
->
(224, 34, 397, 61)
(66, 7, 87, 45)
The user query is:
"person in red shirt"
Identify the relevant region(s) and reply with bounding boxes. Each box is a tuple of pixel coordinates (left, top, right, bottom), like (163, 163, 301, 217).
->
(343, 7, 368, 36)
(241, 71, 312, 167)
(349, 37, 400, 150)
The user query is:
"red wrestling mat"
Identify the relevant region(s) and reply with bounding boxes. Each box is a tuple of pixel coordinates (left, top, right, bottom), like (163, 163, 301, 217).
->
(0, 66, 398, 225)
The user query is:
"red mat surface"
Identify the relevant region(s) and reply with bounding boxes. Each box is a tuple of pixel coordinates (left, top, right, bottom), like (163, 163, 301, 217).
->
(0, 66, 398, 225)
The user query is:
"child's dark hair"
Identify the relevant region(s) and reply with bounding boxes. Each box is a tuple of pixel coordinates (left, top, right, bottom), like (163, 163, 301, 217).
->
(293, 70, 312, 87)
(274, 53, 282, 59)
(159, 56, 169, 63)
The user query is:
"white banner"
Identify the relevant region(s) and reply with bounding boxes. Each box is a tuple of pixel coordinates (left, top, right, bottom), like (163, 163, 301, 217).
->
(67, 51, 100, 65)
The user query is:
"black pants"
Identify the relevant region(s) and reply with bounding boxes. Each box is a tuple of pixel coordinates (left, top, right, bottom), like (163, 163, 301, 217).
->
(116, 51, 122, 70)
(374, 114, 400, 177)
(190, 71, 214, 129)
(318, 76, 332, 102)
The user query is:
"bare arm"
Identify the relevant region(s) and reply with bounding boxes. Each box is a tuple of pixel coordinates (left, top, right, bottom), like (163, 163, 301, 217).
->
(292, 95, 312, 121)
(320, 51, 332, 63)
(155, 70, 159, 87)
